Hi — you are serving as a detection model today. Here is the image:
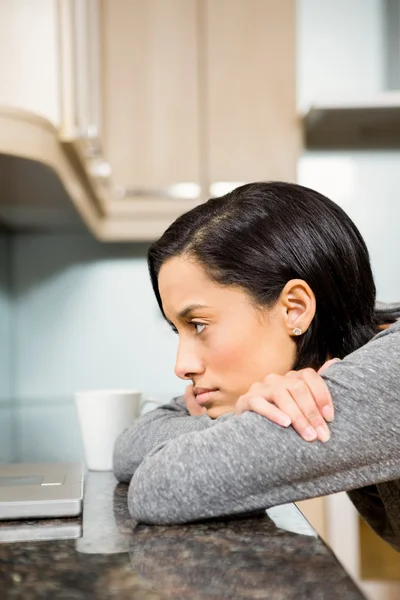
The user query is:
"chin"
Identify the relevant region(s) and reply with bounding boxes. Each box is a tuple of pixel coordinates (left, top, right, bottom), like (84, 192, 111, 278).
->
(206, 404, 235, 419)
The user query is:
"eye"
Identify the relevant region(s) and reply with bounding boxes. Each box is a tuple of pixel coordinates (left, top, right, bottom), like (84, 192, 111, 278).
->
(191, 322, 206, 335)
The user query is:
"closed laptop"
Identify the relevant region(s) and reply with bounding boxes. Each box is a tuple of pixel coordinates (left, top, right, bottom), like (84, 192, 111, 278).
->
(0, 462, 84, 520)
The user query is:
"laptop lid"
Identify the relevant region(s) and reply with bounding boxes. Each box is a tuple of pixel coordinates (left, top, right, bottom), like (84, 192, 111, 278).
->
(0, 462, 84, 520)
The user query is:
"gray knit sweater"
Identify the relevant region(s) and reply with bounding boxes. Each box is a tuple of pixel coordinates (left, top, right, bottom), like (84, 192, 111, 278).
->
(113, 310, 400, 549)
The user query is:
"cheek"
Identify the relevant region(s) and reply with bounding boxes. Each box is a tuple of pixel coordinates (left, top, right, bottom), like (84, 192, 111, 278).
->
(254, 332, 297, 380)
(254, 320, 297, 372)
(204, 330, 245, 373)
(207, 322, 296, 389)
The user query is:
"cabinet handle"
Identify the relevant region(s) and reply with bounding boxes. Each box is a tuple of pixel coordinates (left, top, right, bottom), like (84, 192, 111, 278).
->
(78, 137, 202, 202)
(209, 182, 246, 197)
(108, 183, 201, 202)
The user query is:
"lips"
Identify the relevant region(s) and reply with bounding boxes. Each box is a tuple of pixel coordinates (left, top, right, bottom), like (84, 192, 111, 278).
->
(194, 387, 219, 406)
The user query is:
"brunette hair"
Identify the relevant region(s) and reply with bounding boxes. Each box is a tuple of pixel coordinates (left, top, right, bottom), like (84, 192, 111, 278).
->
(148, 181, 379, 369)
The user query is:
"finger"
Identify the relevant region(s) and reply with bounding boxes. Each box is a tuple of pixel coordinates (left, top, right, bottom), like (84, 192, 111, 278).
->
(285, 377, 331, 442)
(234, 395, 250, 416)
(184, 385, 206, 417)
(269, 385, 323, 442)
(189, 402, 207, 416)
(184, 383, 194, 396)
(235, 395, 292, 427)
(184, 384, 196, 406)
(256, 377, 320, 441)
(318, 358, 341, 375)
(297, 368, 335, 424)
(248, 381, 267, 395)
(288, 368, 334, 424)
(252, 385, 319, 442)
(262, 372, 331, 438)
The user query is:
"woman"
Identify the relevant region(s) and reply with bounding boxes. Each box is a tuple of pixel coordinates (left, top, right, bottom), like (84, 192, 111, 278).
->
(113, 182, 400, 548)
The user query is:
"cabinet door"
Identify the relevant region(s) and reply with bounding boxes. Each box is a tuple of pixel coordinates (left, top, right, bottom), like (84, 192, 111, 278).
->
(204, 0, 300, 192)
(0, 0, 60, 125)
(102, 0, 202, 200)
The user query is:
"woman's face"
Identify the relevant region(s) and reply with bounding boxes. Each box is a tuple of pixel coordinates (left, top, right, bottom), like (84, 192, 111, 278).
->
(158, 256, 303, 419)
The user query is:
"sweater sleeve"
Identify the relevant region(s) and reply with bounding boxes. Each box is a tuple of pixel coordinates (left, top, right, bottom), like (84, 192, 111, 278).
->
(113, 395, 232, 482)
(128, 321, 400, 525)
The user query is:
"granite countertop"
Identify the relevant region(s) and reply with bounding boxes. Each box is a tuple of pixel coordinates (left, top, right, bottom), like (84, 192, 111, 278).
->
(0, 471, 366, 600)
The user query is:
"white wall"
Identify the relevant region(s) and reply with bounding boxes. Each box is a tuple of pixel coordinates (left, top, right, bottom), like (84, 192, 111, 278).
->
(297, 0, 385, 111)
(298, 151, 400, 302)
(298, 3, 400, 598)
(11, 234, 184, 404)
(297, 0, 400, 303)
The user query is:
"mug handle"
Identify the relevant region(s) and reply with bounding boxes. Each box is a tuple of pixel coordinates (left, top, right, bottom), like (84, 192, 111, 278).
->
(139, 396, 159, 415)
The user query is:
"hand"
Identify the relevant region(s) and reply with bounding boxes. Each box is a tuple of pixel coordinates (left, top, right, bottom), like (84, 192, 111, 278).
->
(184, 384, 208, 416)
(234, 359, 340, 443)
(184, 385, 235, 419)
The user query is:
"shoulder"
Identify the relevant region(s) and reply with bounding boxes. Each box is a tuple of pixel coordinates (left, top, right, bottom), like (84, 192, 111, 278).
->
(322, 318, 400, 410)
(371, 318, 400, 342)
(345, 319, 400, 370)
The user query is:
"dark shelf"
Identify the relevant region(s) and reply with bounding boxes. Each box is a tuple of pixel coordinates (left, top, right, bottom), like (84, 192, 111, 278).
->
(303, 95, 400, 149)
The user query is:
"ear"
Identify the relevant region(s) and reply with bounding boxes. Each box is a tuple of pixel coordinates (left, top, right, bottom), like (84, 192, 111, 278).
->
(278, 279, 316, 336)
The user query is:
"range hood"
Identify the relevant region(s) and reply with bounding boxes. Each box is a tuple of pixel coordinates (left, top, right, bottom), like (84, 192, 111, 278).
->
(0, 108, 102, 235)
(0, 154, 85, 232)
(0, 107, 200, 241)
(303, 92, 400, 149)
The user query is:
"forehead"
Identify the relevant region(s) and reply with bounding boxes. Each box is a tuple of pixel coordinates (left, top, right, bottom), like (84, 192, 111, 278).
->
(158, 257, 213, 304)
(158, 256, 246, 316)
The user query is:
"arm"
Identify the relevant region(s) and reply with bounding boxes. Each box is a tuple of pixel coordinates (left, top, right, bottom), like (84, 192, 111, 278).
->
(113, 395, 232, 482)
(128, 322, 400, 524)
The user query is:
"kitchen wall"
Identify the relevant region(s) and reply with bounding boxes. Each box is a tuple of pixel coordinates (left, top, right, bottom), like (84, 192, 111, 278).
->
(10, 233, 183, 405)
(0, 230, 11, 401)
(4, 0, 399, 410)
(298, 0, 400, 302)
(0, 231, 12, 463)
(298, 151, 400, 302)
(297, 0, 384, 110)
(0, 233, 184, 464)
(298, 2, 400, 599)
(4, 0, 395, 402)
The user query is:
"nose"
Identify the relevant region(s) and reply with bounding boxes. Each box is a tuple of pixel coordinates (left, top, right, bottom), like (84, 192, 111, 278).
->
(174, 338, 205, 380)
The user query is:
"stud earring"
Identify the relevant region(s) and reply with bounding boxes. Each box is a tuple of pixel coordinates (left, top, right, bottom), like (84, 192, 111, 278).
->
(292, 327, 302, 336)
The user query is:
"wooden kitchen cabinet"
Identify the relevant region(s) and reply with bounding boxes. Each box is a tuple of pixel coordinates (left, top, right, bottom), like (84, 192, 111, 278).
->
(98, 0, 205, 238)
(0, 0, 299, 240)
(204, 0, 300, 189)
(0, 0, 104, 232)
(101, 0, 202, 198)
(0, 0, 60, 126)
(100, 0, 300, 237)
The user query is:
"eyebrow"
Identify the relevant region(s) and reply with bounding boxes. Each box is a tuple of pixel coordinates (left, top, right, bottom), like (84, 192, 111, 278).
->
(165, 304, 210, 331)
(177, 304, 209, 320)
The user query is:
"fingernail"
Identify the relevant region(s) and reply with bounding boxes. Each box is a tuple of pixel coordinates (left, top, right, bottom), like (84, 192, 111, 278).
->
(280, 417, 292, 428)
(322, 405, 334, 422)
(303, 427, 317, 441)
(316, 426, 331, 443)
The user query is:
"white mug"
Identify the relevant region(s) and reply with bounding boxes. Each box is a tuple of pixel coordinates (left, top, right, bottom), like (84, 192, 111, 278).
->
(75, 389, 155, 471)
